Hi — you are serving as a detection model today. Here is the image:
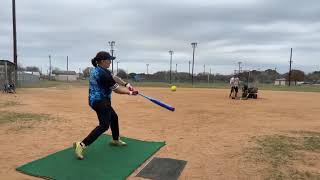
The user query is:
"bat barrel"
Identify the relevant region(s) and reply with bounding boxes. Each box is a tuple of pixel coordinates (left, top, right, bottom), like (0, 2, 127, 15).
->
(139, 93, 175, 112)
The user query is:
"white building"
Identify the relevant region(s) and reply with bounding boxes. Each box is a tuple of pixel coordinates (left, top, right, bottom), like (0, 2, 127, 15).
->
(274, 78, 286, 86)
(52, 70, 77, 81)
(274, 78, 297, 86)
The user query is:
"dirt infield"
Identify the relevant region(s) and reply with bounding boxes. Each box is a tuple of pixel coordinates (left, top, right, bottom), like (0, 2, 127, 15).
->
(0, 87, 319, 179)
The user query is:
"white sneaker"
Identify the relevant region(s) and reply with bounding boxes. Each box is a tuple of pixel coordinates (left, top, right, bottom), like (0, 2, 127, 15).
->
(110, 139, 127, 146)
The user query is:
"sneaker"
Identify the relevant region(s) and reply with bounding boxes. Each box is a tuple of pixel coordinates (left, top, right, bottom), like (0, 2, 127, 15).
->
(73, 142, 85, 160)
(110, 139, 127, 146)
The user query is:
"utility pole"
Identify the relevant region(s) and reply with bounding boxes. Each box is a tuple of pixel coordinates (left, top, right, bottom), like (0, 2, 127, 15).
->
(191, 42, 197, 85)
(49, 55, 52, 80)
(108, 41, 115, 73)
(176, 63, 178, 73)
(204, 64, 206, 74)
(169, 50, 174, 84)
(12, 0, 18, 85)
(288, 48, 293, 86)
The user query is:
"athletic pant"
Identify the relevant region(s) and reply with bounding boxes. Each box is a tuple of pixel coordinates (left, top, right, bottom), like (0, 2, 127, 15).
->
(229, 86, 239, 97)
(82, 100, 119, 146)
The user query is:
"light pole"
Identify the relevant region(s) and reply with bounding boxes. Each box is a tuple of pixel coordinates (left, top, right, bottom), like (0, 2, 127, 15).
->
(146, 64, 149, 74)
(66, 56, 69, 81)
(48, 55, 52, 80)
(188, 61, 191, 76)
(209, 68, 212, 84)
(117, 61, 119, 74)
(108, 41, 115, 73)
(191, 42, 197, 85)
(238, 61, 242, 75)
(169, 50, 174, 84)
(67, 56, 69, 71)
(176, 63, 178, 73)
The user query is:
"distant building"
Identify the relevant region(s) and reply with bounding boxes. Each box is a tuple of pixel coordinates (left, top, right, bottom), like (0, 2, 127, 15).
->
(274, 78, 297, 86)
(52, 70, 77, 81)
(18, 71, 40, 86)
(274, 78, 286, 86)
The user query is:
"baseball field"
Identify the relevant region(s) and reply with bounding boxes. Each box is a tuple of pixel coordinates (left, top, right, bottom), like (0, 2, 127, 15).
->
(0, 83, 320, 179)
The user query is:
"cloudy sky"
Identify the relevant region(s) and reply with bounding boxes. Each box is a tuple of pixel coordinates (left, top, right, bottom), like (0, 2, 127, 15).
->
(1, 0, 320, 74)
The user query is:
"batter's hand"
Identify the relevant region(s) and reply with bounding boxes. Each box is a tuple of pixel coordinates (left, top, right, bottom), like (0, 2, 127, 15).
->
(125, 83, 135, 91)
(129, 90, 139, 96)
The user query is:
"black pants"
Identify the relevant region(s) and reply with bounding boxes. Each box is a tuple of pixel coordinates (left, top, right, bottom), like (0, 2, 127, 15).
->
(82, 100, 119, 146)
(229, 86, 239, 96)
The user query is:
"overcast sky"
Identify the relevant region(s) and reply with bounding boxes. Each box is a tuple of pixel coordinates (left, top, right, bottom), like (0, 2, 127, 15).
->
(1, 0, 320, 74)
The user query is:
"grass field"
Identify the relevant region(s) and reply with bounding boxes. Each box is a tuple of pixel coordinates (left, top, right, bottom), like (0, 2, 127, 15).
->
(248, 132, 320, 179)
(20, 80, 320, 93)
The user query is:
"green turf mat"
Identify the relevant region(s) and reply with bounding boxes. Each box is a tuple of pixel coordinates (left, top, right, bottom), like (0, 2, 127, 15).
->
(16, 135, 165, 180)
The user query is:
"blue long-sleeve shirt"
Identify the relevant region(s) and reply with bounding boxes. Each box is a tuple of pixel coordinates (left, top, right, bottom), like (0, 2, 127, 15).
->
(88, 66, 119, 107)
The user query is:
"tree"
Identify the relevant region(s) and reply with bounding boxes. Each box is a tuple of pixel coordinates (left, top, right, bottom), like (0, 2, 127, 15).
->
(17, 63, 25, 71)
(306, 71, 320, 82)
(53, 67, 61, 72)
(82, 67, 93, 78)
(26, 66, 40, 72)
(116, 69, 127, 79)
(128, 73, 137, 79)
(285, 69, 305, 81)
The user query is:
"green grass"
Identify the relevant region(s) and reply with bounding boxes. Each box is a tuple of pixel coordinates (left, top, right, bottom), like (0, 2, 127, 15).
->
(0, 111, 51, 124)
(248, 132, 320, 179)
(254, 135, 300, 167)
(258, 84, 320, 93)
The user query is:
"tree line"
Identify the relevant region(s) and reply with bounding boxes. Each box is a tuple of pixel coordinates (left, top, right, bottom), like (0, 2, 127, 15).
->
(18, 64, 320, 84)
(82, 67, 320, 84)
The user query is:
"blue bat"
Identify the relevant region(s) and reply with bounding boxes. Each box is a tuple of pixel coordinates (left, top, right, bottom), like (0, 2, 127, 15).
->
(139, 93, 175, 112)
